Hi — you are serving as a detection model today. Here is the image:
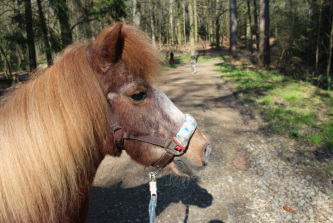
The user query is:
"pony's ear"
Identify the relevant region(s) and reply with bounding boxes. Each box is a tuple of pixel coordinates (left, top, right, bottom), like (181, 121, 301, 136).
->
(91, 23, 124, 72)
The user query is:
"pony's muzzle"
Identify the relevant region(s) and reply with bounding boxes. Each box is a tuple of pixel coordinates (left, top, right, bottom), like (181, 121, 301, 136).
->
(202, 144, 211, 165)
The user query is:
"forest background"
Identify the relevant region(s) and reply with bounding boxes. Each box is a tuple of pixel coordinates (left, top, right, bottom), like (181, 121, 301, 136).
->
(1, 0, 332, 86)
(0, 0, 333, 174)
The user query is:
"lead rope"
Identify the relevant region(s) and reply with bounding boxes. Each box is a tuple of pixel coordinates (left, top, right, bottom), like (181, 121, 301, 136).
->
(148, 171, 157, 223)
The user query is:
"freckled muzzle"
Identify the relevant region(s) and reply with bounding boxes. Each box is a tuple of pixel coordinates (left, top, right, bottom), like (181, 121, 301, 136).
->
(108, 110, 201, 168)
(151, 114, 198, 168)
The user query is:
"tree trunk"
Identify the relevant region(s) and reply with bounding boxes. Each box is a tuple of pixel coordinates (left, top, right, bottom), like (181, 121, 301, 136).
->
(183, 2, 186, 46)
(215, 0, 220, 48)
(247, 0, 253, 53)
(83, 0, 93, 39)
(188, 1, 195, 55)
(259, 0, 270, 67)
(51, 0, 73, 48)
(207, 0, 212, 43)
(230, 0, 238, 58)
(253, 0, 259, 50)
(16, 45, 24, 70)
(176, 5, 182, 48)
(37, 0, 53, 66)
(149, 0, 156, 47)
(194, 0, 198, 43)
(315, 0, 322, 75)
(327, 14, 333, 89)
(133, 0, 141, 27)
(0, 46, 11, 77)
(170, 0, 174, 49)
(24, 0, 37, 71)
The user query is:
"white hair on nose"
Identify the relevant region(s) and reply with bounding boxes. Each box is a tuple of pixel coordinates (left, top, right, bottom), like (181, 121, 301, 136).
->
(152, 85, 184, 125)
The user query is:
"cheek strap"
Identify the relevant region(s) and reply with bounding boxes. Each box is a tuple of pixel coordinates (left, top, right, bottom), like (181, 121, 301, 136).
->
(109, 110, 197, 168)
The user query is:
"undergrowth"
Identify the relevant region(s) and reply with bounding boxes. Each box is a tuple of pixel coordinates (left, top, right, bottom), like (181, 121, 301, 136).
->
(216, 63, 333, 175)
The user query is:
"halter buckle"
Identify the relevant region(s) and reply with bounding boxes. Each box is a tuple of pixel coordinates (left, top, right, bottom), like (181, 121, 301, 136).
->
(166, 140, 186, 156)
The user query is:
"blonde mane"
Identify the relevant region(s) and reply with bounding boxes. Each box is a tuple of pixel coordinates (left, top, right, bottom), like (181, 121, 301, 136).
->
(0, 42, 113, 222)
(0, 24, 161, 222)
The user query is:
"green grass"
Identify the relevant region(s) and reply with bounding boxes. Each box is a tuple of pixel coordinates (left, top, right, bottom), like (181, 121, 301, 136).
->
(216, 63, 333, 151)
(322, 121, 333, 149)
(327, 161, 333, 178)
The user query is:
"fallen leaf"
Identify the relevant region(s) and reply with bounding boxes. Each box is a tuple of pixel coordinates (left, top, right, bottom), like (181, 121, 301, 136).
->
(283, 205, 296, 213)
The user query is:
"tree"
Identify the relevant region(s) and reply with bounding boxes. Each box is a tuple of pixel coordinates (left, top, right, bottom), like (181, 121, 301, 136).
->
(259, 0, 270, 67)
(327, 11, 333, 88)
(149, 0, 156, 47)
(188, 0, 195, 55)
(252, 0, 259, 50)
(133, 0, 141, 27)
(246, 0, 253, 53)
(24, 0, 37, 71)
(50, 0, 73, 48)
(169, 0, 174, 49)
(230, 0, 238, 58)
(175, 1, 182, 48)
(315, 0, 323, 75)
(193, 0, 198, 43)
(0, 45, 11, 76)
(182, 1, 186, 46)
(37, 0, 52, 66)
(215, 0, 227, 49)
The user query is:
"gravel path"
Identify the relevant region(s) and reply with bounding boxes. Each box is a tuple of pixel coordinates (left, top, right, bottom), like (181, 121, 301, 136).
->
(88, 60, 333, 223)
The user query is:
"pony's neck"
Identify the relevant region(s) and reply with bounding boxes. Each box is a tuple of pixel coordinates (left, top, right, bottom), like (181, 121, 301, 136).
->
(0, 44, 117, 222)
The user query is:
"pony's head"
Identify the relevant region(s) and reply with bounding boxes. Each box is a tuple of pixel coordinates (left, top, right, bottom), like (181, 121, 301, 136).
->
(88, 23, 211, 176)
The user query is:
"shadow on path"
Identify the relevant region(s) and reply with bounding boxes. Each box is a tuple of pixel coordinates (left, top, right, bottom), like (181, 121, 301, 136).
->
(88, 175, 213, 223)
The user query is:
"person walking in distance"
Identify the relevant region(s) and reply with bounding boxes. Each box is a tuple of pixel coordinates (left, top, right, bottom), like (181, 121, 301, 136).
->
(190, 55, 197, 74)
(169, 51, 174, 64)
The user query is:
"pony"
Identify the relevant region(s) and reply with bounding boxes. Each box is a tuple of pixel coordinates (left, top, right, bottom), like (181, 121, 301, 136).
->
(0, 23, 211, 223)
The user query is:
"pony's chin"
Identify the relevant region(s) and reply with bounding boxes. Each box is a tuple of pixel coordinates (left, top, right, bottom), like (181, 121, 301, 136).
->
(172, 160, 194, 176)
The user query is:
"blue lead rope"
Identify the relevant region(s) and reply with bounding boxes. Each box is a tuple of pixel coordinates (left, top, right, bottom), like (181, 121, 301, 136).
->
(148, 171, 157, 223)
(149, 194, 157, 223)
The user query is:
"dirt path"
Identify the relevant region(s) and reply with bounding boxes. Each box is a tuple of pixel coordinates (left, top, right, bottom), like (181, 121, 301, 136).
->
(88, 61, 333, 223)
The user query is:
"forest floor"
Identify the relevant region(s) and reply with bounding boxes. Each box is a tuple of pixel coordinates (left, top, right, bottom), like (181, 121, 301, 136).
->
(88, 59, 333, 223)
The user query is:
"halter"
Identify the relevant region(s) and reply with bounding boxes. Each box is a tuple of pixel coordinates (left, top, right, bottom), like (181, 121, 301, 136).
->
(109, 109, 197, 168)
(86, 50, 196, 168)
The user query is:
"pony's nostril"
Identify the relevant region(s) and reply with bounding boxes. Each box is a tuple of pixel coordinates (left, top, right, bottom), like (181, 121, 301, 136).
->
(203, 144, 211, 165)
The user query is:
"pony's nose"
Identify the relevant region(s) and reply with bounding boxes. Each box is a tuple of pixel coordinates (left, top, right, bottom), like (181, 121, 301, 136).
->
(203, 144, 211, 165)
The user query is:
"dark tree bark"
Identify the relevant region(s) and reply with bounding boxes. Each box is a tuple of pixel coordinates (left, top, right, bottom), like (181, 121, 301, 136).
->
(215, 0, 221, 48)
(51, 0, 73, 48)
(37, 0, 53, 66)
(230, 0, 238, 58)
(247, 0, 253, 53)
(253, 0, 259, 50)
(259, 0, 270, 67)
(0, 46, 12, 76)
(24, 0, 37, 71)
(314, 0, 323, 75)
(327, 14, 333, 88)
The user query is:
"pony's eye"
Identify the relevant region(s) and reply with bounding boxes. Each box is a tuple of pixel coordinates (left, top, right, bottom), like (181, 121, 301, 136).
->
(130, 91, 147, 102)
